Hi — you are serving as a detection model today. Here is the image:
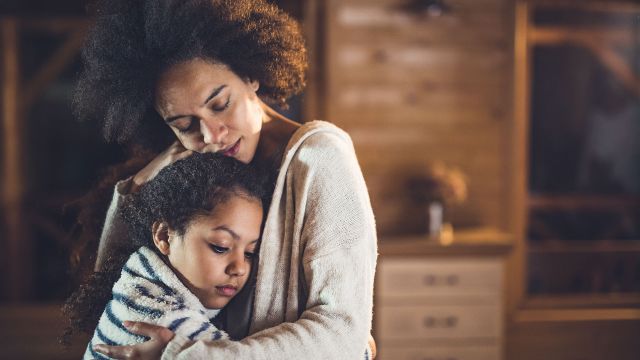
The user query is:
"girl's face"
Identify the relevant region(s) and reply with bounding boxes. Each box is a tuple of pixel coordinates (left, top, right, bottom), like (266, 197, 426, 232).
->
(156, 195, 263, 309)
(154, 58, 264, 164)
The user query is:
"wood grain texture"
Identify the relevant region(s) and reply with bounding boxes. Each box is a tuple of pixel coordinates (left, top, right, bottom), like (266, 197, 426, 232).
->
(324, 0, 512, 235)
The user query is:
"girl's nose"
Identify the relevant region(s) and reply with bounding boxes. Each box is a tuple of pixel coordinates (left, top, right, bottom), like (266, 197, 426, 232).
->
(226, 252, 248, 277)
(200, 117, 228, 145)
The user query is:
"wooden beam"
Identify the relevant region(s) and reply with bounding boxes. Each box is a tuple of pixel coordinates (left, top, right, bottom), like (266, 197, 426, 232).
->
(507, 1, 531, 318)
(530, 0, 640, 14)
(531, 27, 637, 47)
(582, 40, 640, 98)
(2, 18, 31, 301)
(22, 27, 87, 110)
(302, 0, 325, 122)
(530, 26, 640, 98)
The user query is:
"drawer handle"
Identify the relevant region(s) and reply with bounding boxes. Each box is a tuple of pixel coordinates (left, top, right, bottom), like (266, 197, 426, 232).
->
(446, 275, 459, 285)
(422, 315, 458, 328)
(423, 316, 436, 328)
(422, 274, 459, 286)
(445, 315, 458, 327)
(423, 274, 437, 286)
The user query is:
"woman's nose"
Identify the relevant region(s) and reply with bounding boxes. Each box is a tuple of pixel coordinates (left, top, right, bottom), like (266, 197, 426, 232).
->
(200, 117, 228, 145)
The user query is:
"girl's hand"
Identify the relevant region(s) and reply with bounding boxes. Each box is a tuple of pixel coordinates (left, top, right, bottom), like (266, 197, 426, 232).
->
(131, 141, 193, 193)
(93, 321, 174, 359)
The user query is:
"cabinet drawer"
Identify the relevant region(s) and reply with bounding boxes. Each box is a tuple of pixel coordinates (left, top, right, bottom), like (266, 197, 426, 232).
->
(377, 304, 501, 340)
(378, 258, 501, 297)
(379, 345, 500, 360)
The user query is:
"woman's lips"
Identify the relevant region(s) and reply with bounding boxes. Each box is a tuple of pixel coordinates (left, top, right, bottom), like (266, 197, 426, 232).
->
(221, 139, 240, 157)
(215, 285, 238, 297)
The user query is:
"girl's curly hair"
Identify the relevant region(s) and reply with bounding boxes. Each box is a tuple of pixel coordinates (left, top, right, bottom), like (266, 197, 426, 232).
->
(62, 152, 270, 344)
(74, 0, 307, 144)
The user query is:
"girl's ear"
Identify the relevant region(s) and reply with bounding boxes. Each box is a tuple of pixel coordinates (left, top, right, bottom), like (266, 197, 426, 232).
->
(152, 221, 172, 255)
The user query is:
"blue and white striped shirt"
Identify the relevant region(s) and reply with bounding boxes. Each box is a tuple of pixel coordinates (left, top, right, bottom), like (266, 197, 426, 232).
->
(84, 246, 228, 360)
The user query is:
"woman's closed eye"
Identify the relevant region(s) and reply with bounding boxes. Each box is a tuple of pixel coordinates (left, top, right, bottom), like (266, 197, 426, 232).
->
(211, 97, 231, 112)
(174, 117, 198, 133)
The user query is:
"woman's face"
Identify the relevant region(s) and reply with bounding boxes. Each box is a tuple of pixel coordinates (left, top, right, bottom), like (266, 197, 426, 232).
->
(162, 195, 263, 309)
(155, 58, 264, 164)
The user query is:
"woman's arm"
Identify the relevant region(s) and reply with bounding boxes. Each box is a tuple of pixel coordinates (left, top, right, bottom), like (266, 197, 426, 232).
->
(164, 128, 378, 359)
(94, 178, 133, 271)
(95, 142, 193, 271)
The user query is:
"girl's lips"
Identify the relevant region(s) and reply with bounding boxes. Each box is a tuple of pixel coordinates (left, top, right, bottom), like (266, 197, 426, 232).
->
(221, 139, 240, 157)
(215, 285, 238, 297)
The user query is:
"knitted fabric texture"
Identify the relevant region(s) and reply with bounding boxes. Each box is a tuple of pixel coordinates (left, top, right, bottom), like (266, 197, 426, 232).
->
(85, 246, 227, 359)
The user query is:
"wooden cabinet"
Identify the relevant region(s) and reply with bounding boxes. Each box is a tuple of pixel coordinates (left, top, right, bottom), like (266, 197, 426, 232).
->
(375, 230, 511, 360)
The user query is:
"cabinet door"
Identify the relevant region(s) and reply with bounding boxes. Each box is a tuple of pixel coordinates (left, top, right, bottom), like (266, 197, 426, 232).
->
(378, 258, 502, 300)
(377, 304, 501, 340)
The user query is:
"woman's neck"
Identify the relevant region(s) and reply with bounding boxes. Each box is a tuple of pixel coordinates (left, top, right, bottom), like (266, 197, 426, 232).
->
(253, 102, 300, 165)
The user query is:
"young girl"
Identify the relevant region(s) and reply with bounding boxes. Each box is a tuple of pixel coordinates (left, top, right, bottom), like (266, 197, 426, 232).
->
(63, 153, 268, 359)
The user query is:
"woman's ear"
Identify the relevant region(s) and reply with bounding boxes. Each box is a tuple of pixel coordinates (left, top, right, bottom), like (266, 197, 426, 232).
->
(246, 78, 259, 92)
(152, 221, 172, 255)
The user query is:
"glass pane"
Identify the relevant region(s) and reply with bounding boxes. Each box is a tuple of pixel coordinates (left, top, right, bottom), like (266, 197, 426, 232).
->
(527, 5, 640, 299)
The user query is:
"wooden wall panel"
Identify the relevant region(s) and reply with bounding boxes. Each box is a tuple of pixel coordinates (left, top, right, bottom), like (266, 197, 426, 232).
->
(324, 0, 512, 235)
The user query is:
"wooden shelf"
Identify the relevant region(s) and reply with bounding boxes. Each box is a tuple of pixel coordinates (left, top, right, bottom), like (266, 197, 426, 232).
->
(523, 293, 640, 311)
(528, 195, 640, 211)
(528, 240, 640, 253)
(380, 227, 513, 257)
(514, 307, 640, 323)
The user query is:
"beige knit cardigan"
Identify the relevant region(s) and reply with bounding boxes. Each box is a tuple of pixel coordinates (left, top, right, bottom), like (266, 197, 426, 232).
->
(98, 121, 378, 359)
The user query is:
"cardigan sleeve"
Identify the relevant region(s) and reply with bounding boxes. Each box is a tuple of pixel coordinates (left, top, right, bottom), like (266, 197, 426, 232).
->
(95, 177, 134, 271)
(162, 129, 378, 359)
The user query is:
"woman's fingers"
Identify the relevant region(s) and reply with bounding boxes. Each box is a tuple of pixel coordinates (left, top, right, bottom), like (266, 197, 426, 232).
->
(172, 148, 194, 162)
(124, 321, 175, 342)
(93, 322, 174, 359)
(93, 343, 140, 359)
(131, 141, 193, 192)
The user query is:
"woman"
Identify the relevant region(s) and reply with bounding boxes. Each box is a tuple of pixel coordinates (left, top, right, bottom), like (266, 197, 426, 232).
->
(76, 0, 377, 358)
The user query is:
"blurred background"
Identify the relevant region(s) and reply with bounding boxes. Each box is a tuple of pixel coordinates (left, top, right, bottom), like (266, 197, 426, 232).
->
(0, 0, 639, 359)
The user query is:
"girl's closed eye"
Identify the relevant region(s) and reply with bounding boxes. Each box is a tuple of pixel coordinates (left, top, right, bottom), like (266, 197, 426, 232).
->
(209, 244, 228, 254)
(244, 251, 256, 260)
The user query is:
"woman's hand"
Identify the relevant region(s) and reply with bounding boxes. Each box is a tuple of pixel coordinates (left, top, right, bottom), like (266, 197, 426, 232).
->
(131, 141, 193, 193)
(93, 321, 174, 359)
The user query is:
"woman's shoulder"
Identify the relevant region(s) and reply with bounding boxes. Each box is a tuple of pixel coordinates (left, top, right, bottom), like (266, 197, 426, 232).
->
(279, 121, 363, 183)
(285, 120, 355, 159)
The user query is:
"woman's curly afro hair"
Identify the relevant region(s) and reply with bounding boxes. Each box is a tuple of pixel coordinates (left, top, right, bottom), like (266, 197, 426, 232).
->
(74, 0, 307, 144)
(62, 152, 270, 343)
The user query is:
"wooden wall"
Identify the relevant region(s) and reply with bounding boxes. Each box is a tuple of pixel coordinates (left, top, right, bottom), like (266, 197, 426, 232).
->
(323, 0, 514, 236)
